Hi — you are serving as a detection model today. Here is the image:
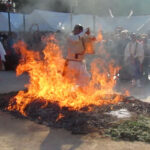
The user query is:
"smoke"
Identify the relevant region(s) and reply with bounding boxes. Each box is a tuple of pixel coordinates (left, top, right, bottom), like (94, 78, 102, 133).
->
(14, 0, 150, 102)
(17, 0, 150, 16)
(18, 0, 109, 15)
(17, 0, 150, 33)
(19, 0, 70, 14)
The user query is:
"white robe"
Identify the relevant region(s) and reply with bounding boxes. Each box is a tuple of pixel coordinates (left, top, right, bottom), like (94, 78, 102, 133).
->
(66, 30, 86, 61)
(0, 41, 6, 62)
(65, 30, 91, 86)
(124, 41, 144, 64)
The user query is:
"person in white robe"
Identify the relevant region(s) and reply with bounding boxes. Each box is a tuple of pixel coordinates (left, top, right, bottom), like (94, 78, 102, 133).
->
(0, 41, 6, 70)
(64, 25, 95, 87)
(124, 33, 144, 87)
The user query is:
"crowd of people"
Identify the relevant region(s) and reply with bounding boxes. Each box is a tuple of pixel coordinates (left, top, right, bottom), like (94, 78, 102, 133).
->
(0, 26, 150, 88)
(100, 28, 150, 87)
(0, 32, 19, 71)
(0, 31, 54, 70)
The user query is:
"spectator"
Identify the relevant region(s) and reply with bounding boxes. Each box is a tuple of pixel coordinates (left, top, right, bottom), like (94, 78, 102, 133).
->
(124, 33, 144, 87)
(0, 40, 6, 70)
(5, 33, 19, 70)
(116, 30, 130, 66)
(142, 34, 150, 81)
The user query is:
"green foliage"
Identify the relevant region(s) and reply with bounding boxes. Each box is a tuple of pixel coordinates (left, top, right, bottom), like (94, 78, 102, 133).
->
(105, 117, 150, 143)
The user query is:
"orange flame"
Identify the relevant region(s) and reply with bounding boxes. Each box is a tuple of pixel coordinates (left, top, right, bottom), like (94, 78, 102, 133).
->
(8, 35, 125, 116)
(56, 113, 64, 122)
(96, 30, 103, 42)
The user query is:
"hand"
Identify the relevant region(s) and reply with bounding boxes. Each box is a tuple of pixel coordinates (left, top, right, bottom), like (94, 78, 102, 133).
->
(86, 28, 90, 35)
(92, 36, 96, 41)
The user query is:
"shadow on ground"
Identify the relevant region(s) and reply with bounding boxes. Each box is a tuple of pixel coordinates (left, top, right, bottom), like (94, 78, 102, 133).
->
(40, 129, 82, 150)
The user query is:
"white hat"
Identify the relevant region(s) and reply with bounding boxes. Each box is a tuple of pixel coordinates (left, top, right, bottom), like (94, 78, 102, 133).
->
(121, 30, 128, 33)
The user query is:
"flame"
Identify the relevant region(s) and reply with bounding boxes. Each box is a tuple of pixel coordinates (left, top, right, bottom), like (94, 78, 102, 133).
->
(56, 113, 64, 122)
(8, 35, 125, 116)
(96, 30, 103, 42)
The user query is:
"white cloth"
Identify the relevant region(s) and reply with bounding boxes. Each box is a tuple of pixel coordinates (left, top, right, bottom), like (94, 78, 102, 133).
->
(147, 39, 150, 50)
(65, 60, 90, 87)
(0, 41, 6, 62)
(124, 41, 144, 64)
(66, 30, 87, 61)
(65, 29, 92, 86)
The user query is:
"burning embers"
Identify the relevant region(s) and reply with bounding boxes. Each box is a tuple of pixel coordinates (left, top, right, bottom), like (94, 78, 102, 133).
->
(8, 35, 123, 116)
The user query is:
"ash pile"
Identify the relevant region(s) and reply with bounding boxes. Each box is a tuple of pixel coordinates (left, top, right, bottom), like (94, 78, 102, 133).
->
(0, 92, 150, 134)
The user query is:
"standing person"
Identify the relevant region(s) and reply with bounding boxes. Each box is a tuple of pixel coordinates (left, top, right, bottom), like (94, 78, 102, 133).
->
(142, 35, 150, 82)
(0, 40, 6, 70)
(124, 33, 144, 87)
(64, 25, 95, 87)
(116, 30, 130, 66)
(6, 33, 19, 70)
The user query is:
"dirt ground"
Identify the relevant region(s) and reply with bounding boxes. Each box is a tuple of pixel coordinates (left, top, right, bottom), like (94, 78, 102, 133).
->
(1, 111, 150, 150)
(0, 71, 28, 94)
(1, 71, 150, 150)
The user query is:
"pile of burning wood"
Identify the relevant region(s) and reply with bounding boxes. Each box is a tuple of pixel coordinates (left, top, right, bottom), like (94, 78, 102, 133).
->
(1, 35, 150, 137)
(0, 92, 150, 134)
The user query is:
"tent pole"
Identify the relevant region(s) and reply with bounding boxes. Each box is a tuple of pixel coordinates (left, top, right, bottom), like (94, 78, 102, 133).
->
(71, 13, 73, 31)
(8, 8, 11, 34)
(93, 0, 96, 34)
(23, 14, 26, 32)
(70, 5, 73, 32)
(93, 15, 96, 34)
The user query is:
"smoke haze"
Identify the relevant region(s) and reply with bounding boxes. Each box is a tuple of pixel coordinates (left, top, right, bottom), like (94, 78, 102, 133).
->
(19, 0, 150, 16)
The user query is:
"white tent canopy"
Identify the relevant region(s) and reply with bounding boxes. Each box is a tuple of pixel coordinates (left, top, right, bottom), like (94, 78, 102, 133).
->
(10, 13, 24, 31)
(96, 15, 150, 33)
(0, 12, 24, 32)
(0, 12, 9, 31)
(25, 10, 57, 32)
(0, 12, 16, 32)
(1, 10, 150, 33)
(33, 10, 71, 32)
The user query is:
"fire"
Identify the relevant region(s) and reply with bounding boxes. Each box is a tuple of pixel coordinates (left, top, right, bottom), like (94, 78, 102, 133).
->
(56, 113, 64, 122)
(8, 34, 125, 116)
(96, 30, 103, 42)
